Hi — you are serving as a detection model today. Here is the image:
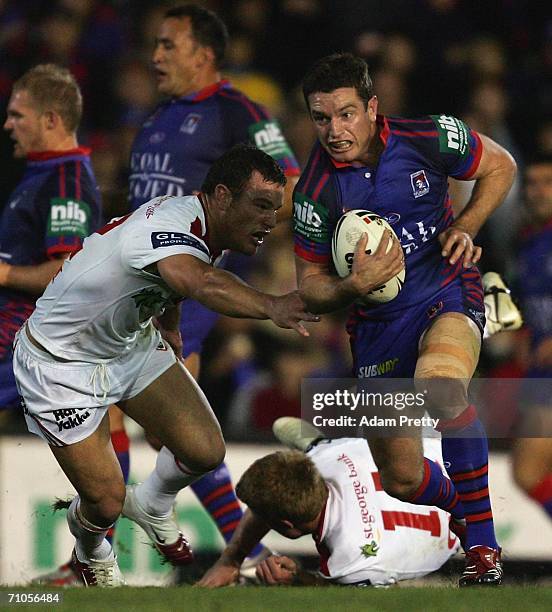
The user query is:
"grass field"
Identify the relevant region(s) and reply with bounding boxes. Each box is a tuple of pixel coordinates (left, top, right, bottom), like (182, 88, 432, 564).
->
(1, 586, 551, 612)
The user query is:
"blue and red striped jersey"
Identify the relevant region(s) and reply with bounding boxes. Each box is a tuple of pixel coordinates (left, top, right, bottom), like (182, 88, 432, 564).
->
(515, 219, 552, 345)
(128, 80, 300, 208)
(293, 114, 484, 317)
(0, 148, 102, 358)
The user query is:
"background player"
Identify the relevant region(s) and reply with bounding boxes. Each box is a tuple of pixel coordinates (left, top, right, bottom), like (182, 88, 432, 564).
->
(0, 64, 101, 418)
(199, 417, 459, 588)
(14, 145, 318, 587)
(511, 155, 552, 521)
(292, 53, 516, 586)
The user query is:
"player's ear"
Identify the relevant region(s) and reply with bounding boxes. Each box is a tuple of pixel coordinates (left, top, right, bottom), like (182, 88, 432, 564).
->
(213, 183, 233, 210)
(282, 519, 295, 529)
(367, 95, 378, 120)
(196, 45, 215, 69)
(42, 110, 58, 130)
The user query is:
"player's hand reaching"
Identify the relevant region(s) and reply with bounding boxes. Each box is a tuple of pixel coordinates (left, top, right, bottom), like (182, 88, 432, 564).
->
(255, 555, 298, 585)
(196, 559, 240, 588)
(345, 231, 405, 298)
(266, 291, 320, 337)
(439, 225, 482, 268)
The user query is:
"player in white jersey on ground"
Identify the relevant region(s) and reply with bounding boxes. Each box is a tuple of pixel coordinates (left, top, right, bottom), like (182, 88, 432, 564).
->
(199, 418, 459, 588)
(13, 145, 318, 587)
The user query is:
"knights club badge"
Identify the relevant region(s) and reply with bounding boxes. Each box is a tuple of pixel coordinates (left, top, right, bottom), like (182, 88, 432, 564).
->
(410, 170, 430, 198)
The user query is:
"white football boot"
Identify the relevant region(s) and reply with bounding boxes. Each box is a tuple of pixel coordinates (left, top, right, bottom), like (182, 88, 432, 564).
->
(69, 549, 125, 587)
(122, 484, 193, 566)
(272, 417, 325, 452)
(483, 272, 523, 337)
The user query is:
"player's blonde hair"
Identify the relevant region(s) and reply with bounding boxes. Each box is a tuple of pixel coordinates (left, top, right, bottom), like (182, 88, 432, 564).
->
(236, 450, 327, 525)
(13, 64, 82, 132)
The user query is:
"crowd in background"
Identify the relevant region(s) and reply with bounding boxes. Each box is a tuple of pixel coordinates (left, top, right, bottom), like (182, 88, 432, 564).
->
(0, 0, 550, 441)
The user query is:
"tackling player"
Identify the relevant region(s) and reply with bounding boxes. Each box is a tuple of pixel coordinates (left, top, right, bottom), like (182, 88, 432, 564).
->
(0, 65, 101, 417)
(199, 418, 459, 587)
(291, 53, 517, 586)
(13, 145, 318, 587)
(119, 2, 300, 571)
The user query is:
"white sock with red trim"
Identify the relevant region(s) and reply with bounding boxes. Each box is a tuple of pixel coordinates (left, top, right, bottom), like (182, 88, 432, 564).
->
(67, 497, 114, 562)
(135, 446, 203, 516)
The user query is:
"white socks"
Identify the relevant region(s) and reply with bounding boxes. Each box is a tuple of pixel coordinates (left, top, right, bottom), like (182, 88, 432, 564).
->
(135, 446, 203, 516)
(67, 497, 114, 562)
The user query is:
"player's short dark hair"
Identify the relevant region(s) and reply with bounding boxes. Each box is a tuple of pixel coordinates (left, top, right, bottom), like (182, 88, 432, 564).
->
(202, 144, 286, 199)
(13, 64, 82, 132)
(302, 52, 374, 111)
(236, 450, 327, 525)
(164, 4, 228, 68)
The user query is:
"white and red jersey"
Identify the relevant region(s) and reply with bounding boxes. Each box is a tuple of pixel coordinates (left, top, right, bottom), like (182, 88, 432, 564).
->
(28, 195, 224, 362)
(309, 438, 458, 586)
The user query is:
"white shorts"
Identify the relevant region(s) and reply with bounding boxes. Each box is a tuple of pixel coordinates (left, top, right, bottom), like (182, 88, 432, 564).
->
(13, 325, 177, 446)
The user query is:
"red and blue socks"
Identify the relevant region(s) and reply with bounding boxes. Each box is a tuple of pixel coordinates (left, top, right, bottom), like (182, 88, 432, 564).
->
(409, 456, 465, 521)
(438, 405, 498, 550)
(191, 463, 264, 558)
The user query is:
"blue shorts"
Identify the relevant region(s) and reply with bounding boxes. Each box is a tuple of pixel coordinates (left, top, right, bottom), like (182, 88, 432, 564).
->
(0, 351, 19, 410)
(180, 299, 219, 358)
(350, 280, 485, 378)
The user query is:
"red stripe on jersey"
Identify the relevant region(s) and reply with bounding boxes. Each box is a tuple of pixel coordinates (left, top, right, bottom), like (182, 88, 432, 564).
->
(303, 147, 322, 193)
(389, 117, 434, 124)
(96, 214, 132, 235)
(294, 244, 329, 264)
(59, 164, 66, 197)
(457, 131, 483, 179)
(219, 89, 263, 122)
(46, 243, 81, 259)
(221, 520, 240, 534)
(390, 129, 438, 138)
(312, 171, 330, 201)
(192, 80, 230, 102)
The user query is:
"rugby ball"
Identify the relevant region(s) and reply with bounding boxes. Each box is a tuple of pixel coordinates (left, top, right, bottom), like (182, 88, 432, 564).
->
(332, 209, 405, 304)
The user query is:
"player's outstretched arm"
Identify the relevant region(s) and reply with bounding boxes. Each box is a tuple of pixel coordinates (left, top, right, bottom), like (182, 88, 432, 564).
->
(197, 509, 271, 588)
(440, 133, 517, 267)
(157, 253, 319, 336)
(297, 232, 404, 314)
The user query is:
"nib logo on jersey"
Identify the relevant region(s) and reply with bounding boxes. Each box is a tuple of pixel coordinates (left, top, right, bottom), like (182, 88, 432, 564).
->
(432, 114, 469, 158)
(52, 408, 90, 432)
(293, 193, 329, 243)
(48, 198, 90, 237)
(249, 120, 293, 160)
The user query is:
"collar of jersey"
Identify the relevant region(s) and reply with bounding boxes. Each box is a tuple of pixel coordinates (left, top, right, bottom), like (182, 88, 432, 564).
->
(329, 114, 390, 169)
(176, 79, 231, 103)
(26, 146, 91, 161)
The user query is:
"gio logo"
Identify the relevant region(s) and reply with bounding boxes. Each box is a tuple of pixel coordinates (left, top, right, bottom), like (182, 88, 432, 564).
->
(294, 200, 322, 228)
